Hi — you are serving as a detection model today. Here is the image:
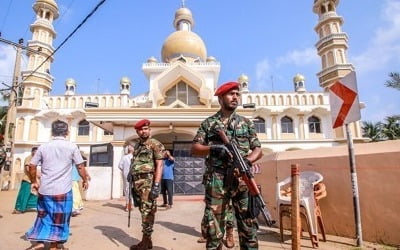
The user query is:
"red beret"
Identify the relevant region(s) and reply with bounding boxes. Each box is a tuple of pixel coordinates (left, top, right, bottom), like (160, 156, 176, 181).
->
(214, 81, 240, 96)
(134, 119, 150, 130)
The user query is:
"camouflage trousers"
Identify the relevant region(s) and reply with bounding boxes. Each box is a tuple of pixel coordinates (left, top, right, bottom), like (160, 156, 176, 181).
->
(133, 177, 157, 236)
(203, 171, 258, 250)
(201, 202, 234, 238)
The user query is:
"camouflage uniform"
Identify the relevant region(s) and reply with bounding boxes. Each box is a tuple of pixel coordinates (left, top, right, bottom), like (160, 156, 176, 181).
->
(0, 146, 6, 172)
(130, 137, 165, 236)
(200, 166, 235, 239)
(193, 110, 261, 250)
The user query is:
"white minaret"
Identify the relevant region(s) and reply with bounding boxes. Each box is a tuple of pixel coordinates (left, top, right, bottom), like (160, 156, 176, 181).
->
(313, 0, 354, 89)
(293, 73, 306, 93)
(21, 0, 59, 108)
(120, 76, 131, 95)
(64, 78, 76, 96)
(238, 74, 249, 93)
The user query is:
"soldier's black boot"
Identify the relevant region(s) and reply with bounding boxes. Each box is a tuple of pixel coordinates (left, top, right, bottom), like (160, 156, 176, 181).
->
(130, 234, 153, 250)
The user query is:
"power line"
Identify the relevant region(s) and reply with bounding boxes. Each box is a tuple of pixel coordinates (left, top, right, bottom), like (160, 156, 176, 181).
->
(54, 0, 76, 28)
(18, 0, 108, 89)
(0, 0, 13, 33)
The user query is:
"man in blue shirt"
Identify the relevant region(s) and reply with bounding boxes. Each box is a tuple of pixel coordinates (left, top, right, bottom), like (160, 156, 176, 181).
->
(160, 150, 174, 209)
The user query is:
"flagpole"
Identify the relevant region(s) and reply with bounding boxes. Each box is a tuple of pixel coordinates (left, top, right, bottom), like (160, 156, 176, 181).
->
(345, 123, 363, 247)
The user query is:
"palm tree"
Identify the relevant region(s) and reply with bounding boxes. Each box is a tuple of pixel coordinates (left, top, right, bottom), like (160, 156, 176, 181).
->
(361, 121, 384, 141)
(381, 115, 400, 140)
(385, 72, 400, 91)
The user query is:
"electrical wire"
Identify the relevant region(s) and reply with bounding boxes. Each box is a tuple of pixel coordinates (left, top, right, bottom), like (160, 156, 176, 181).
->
(19, 0, 107, 89)
(0, 0, 13, 34)
(54, 0, 76, 28)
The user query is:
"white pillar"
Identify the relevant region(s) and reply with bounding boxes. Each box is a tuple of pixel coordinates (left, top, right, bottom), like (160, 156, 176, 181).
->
(111, 141, 124, 199)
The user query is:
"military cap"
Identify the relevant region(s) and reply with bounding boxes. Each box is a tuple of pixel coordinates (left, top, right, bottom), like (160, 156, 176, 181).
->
(134, 119, 150, 130)
(214, 81, 240, 96)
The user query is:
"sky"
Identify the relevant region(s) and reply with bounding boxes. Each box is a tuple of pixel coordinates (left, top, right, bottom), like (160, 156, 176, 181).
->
(0, 0, 399, 123)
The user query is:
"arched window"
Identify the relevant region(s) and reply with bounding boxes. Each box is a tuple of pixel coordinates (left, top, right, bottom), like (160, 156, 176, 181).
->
(253, 117, 266, 133)
(281, 116, 293, 133)
(78, 120, 90, 136)
(308, 116, 322, 133)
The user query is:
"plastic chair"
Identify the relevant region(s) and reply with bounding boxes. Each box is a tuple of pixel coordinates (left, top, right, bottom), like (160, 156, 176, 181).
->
(276, 171, 326, 248)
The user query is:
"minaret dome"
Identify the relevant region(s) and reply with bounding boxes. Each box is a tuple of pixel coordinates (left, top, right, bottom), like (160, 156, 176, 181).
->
(161, 6, 207, 63)
(238, 74, 249, 93)
(64, 78, 76, 96)
(293, 73, 306, 93)
(120, 76, 131, 95)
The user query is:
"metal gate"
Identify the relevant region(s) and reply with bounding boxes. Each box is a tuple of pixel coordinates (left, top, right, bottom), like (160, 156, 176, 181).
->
(173, 142, 205, 195)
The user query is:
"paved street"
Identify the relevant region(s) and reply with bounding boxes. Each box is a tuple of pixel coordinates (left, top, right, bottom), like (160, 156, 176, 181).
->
(0, 190, 389, 250)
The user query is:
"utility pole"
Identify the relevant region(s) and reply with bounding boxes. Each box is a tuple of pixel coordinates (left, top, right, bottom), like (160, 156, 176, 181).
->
(1, 38, 23, 190)
(0, 37, 48, 189)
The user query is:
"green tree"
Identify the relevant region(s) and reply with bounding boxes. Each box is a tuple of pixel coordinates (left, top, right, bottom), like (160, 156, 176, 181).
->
(381, 115, 400, 140)
(385, 72, 400, 91)
(361, 121, 384, 141)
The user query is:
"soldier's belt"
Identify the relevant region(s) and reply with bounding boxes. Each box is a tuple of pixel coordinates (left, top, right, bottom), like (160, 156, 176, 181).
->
(133, 172, 154, 181)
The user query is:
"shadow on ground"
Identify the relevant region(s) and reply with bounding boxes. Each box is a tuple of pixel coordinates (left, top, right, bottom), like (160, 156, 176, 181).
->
(257, 227, 283, 244)
(156, 220, 200, 237)
(102, 202, 125, 211)
(94, 225, 167, 250)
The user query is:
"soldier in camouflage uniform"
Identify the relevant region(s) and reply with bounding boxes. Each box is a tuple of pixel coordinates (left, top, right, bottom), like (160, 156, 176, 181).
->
(192, 82, 263, 250)
(128, 119, 165, 250)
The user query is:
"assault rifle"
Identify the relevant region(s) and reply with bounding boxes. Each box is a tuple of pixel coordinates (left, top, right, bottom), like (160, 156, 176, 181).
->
(218, 130, 275, 227)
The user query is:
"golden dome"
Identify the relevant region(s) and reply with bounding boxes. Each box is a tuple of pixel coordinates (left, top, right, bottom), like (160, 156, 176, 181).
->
(293, 74, 305, 83)
(34, 0, 59, 18)
(161, 30, 207, 62)
(174, 7, 194, 29)
(238, 74, 249, 83)
(36, 0, 57, 7)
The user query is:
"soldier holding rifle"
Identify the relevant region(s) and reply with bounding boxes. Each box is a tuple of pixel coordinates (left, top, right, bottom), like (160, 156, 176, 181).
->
(191, 81, 263, 250)
(128, 119, 165, 250)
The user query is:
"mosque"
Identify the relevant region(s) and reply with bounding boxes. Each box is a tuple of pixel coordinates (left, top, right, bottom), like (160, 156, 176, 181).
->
(5, 0, 365, 199)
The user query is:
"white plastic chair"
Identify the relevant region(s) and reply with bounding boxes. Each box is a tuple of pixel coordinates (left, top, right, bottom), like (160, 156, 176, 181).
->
(276, 171, 324, 247)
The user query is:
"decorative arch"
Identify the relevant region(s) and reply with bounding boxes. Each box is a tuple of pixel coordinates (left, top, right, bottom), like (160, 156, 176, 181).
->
(29, 119, 39, 141)
(78, 120, 90, 136)
(278, 95, 284, 105)
(309, 95, 315, 105)
(263, 96, 268, 105)
(318, 95, 324, 105)
(286, 95, 292, 105)
(281, 116, 293, 133)
(16, 118, 25, 140)
(79, 97, 84, 108)
(253, 117, 266, 134)
(271, 96, 276, 105)
(33, 89, 40, 108)
(255, 95, 260, 106)
(56, 97, 61, 108)
(308, 115, 322, 133)
(302, 95, 307, 105)
(71, 97, 76, 108)
(327, 51, 334, 66)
